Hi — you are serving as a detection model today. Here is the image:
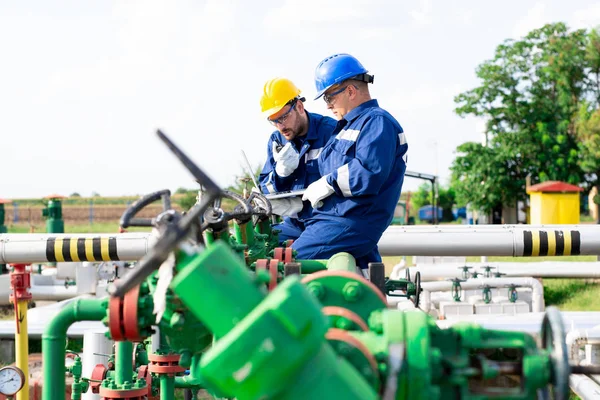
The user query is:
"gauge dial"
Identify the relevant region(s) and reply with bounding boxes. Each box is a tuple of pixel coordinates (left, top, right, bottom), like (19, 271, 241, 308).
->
(0, 366, 25, 396)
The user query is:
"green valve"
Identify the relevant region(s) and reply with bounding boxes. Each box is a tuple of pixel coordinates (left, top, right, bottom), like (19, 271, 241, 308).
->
(42, 195, 65, 234)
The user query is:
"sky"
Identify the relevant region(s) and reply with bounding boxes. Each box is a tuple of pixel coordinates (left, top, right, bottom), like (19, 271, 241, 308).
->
(2, 0, 600, 199)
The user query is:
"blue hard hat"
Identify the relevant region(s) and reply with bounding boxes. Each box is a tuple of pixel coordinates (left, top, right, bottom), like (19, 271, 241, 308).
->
(314, 53, 372, 100)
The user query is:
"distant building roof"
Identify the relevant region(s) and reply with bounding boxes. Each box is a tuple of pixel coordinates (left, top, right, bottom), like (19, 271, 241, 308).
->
(527, 180, 583, 193)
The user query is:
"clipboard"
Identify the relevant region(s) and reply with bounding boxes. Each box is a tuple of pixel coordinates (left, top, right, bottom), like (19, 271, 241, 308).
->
(264, 190, 306, 200)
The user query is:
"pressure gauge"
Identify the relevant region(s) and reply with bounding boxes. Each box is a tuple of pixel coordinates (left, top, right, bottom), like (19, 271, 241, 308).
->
(0, 366, 25, 396)
(97, 262, 117, 281)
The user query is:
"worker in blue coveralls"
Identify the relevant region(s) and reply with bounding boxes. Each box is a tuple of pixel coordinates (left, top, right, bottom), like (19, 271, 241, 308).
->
(293, 53, 408, 270)
(258, 77, 337, 242)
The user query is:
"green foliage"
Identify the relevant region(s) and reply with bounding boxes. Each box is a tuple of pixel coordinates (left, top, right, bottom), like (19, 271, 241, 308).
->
(177, 191, 198, 211)
(226, 163, 263, 195)
(69, 192, 81, 197)
(453, 23, 600, 211)
(410, 183, 433, 212)
(410, 183, 457, 222)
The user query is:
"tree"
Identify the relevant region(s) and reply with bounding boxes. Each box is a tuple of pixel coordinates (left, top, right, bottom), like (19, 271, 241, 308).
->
(453, 23, 600, 210)
(410, 183, 457, 222)
(69, 192, 81, 197)
(226, 163, 263, 195)
(575, 29, 600, 221)
(177, 191, 198, 211)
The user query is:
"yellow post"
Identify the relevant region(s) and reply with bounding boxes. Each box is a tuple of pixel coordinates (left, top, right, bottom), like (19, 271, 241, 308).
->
(15, 299, 29, 400)
(9, 263, 31, 400)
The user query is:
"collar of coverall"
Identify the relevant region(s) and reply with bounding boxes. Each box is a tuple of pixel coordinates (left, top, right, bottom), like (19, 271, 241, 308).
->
(304, 111, 320, 141)
(342, 98, 379, 124)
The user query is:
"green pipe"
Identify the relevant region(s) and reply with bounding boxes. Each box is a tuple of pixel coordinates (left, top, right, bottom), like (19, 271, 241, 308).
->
(203, 230, 214, 246)
(115, 341, 134, 385)
(172, 241, 264, 337)
(42, 298, 107, 400)
(298, 259, 328, 273)
(175, 353, 203, 388)
(160, 375, 175, 400)
(326, 252, 357, 272)
(234, 221, 255, 247)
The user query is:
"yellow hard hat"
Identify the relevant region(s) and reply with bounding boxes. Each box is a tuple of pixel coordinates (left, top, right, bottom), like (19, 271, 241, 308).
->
(260, 77, 301, 118)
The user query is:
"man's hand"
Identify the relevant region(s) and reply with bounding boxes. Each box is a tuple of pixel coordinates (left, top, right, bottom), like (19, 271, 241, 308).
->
(273, 142, 300, 177)
(302, 175, 334, 208)
(270, 197, 304, 217)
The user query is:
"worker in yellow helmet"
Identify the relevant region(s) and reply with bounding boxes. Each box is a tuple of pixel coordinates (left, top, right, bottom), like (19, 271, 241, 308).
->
(258, 77, 337, 243)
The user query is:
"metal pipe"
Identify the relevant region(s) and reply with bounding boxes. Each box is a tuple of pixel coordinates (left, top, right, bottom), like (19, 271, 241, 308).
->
(386, 224, 600, 231)
(378, 226, 600, 256)
(0, 233, 152, 263)
(82, 330, 112, 400)
(115, 341, 134, 385)
(175, 353, 203, 388)
(393, 262, 600, 281)
(42, 298, 107, 400)
(15, 300, 29, 400)
(569, 374, 600, 399)
(436, 312, 600, 334)
(4, 224, 600, 263)
(298, 260, 328, 274)
(160, 375, 175, 400)
(325, 253, 357, 273)
(419, 278, 545, 313)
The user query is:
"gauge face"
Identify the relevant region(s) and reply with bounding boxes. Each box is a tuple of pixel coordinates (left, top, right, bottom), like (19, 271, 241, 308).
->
(0, 366, 24, 396)
(97, 262, 117, 281)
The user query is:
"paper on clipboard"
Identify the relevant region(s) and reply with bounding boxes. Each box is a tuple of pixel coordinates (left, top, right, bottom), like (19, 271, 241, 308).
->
(264, 190, 306, 200)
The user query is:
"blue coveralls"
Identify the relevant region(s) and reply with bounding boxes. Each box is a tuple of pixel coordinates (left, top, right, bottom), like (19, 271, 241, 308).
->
(259, 111, 337, 241)
(291, 99, 408, 268)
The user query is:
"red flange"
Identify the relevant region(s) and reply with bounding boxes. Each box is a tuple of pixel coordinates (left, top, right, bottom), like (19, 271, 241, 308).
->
(148, 353, 185, 376)
(108, 294, 125, 341)
(326, 328, 380, 379)
(283, 247, 294, 264)
(285, 239, 294, 247)
(9, 263, 32, 334)
(123, 285, 143, 342)
(268, 260, 279, 291)
(322, 306, 369, 332)
(90, 364, 108, 394)
(255, 259, 269, 272)
(137, 365, 158, 400)
(108, 284, 145, 342)
(273, 247, 284, 262)
(99, 386, 147, 399)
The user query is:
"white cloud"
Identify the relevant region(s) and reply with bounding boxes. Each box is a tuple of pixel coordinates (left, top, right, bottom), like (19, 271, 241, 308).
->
(409, 0, 433, 26)
(570, 3, 600, 30)
(512, 2, 547, 39)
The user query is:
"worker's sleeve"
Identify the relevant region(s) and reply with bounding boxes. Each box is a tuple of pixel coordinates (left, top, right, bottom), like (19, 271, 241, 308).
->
(326, 116, 405, 197)
(259, 135, 294, 194)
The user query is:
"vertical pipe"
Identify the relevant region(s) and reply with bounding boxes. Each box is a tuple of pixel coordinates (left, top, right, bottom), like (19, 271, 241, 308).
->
(15, 299, 28, 400)
(82, 330, 112, 400)
(115, 341, 134, 385)
(160, 375, 175, 400)
(42, 298, 107, 400)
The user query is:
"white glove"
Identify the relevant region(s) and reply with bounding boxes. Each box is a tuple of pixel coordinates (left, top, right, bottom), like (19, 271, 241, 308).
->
(269, 197, 304, 218)
(302, 175, 334, 209)
(273, 142, 300, 178)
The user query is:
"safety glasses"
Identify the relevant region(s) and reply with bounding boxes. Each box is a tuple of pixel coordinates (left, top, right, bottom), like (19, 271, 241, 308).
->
(268, 100, 297, 126)
(323, 85, 350, 105)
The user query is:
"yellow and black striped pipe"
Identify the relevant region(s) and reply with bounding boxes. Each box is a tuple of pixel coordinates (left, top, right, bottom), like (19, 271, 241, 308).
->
(523, 230, 581, 256)
(46, 237, 120, 262)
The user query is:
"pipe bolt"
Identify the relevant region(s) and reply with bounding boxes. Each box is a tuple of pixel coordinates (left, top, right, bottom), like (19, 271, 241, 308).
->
(342, 282, 362, 302)
(307, 282, 325, 300)
(335, 317, 352, 330)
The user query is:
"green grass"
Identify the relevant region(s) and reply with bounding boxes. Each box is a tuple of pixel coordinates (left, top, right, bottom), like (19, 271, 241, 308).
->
(6, 222, 151, 234)
(543, 279, 600, 311)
